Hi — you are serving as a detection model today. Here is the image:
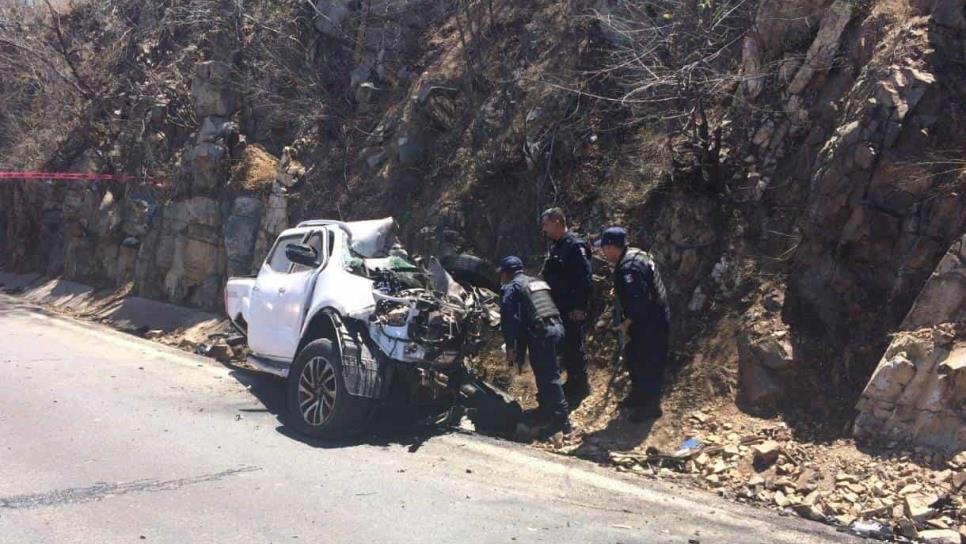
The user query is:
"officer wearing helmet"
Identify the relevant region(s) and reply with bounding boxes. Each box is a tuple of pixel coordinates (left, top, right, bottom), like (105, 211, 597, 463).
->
(497, 256, 571, 436)
(599, 227, 671, 421)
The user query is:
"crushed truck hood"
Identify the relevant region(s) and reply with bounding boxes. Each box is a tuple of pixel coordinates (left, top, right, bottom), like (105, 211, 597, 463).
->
(344, 217, 396, 258)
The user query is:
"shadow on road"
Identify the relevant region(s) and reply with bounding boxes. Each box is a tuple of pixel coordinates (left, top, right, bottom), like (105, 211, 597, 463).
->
(226, 366, 453, 452)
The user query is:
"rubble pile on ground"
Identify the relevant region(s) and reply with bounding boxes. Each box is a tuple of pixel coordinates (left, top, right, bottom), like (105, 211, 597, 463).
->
(557, 410, 966, 542)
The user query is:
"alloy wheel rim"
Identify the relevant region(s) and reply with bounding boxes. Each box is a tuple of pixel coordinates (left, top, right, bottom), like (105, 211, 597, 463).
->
(298, 356, 337, 426)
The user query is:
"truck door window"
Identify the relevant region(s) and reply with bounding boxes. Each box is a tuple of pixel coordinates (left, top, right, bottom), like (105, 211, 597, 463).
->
(266, 234, 303, 273)
(292, 231, 326, 273)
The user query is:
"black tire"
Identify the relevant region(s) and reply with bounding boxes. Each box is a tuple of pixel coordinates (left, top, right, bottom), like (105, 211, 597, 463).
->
(286, 339, 371, 438)
(440, 254, 500, 292)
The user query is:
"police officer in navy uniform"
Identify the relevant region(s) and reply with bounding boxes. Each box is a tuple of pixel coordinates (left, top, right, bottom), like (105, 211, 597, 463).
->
(539, 208, 593, 404)
(600, 227, 671, 421)
(498, 256, 572, 436)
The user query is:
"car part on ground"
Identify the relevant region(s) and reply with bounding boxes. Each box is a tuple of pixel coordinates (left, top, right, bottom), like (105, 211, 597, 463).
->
(460, 378, 523, 437)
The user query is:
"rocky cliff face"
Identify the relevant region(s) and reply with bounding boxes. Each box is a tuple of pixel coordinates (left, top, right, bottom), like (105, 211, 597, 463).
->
(0, 0, 964, 448)
(855, 234, 966, 450)
(0, 58, 291, 311)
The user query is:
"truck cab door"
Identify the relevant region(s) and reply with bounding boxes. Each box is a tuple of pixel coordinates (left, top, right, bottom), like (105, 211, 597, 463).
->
(274, 230, 327, 360)
(247, 233, 308, 359)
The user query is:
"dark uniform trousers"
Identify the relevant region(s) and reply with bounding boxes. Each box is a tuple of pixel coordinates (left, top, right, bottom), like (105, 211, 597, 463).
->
(625, 322, 669, 404)
(529, 321, 567, 419)
(560, 314, 587, 383)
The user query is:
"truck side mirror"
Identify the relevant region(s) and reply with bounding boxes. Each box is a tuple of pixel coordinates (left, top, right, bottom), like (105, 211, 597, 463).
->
(285, 243, 320, 268)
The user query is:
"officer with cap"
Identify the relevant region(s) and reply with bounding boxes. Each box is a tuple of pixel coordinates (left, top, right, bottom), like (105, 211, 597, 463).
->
(539, 207, 593, 405)
(498, 256, 571, 436)
(599, 227, 671, 421)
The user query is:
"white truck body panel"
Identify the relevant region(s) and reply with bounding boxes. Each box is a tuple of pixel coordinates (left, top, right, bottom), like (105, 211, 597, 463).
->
(301, 226, 376, 325)
(224, 277, 254, 327)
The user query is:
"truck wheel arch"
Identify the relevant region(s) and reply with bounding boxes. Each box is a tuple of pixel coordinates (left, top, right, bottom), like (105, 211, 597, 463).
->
(296, 308, 341, 356)
(296, 308, 390, 400)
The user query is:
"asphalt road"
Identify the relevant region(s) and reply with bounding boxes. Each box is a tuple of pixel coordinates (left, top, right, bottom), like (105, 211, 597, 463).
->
(0, 296, 860, 544)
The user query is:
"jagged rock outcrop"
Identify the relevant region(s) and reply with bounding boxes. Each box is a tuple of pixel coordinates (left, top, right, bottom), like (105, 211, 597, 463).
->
(159, 196, 225, 307)
(786, 1, 966, 365)
(191, 61, 238, 118)
(725, 0, 966, 433)
(224, 197, 264, 277)
(854, 234, 966, 451)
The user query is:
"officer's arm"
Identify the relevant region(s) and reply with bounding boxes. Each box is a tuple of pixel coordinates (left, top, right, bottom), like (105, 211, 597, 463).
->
(622, 268, 651, 325)
(568, 243, 593, 310)
(500, 284, 523, 352)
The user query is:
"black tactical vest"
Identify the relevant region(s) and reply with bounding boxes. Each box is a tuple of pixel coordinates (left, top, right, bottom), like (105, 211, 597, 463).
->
(618, 248, 670, 324)
(516, 274, 561, 323)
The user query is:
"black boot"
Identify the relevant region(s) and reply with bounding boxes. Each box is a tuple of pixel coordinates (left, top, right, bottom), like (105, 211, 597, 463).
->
(617, 390, 647, 410)
(627, 399, 663, 423)
(538, 416, 573, 440)
(563, 377, 591, 406)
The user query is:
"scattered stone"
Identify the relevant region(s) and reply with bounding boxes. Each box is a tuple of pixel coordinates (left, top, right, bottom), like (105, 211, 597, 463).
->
(840, 490, 859, 504)
(899, 483, 924, 495)
(207, 344, 232, 363)
(860, 503, 892, 518)
(952, 472, 966, 490)
(897, 518, 920, 540)
(835, 472, 859, 483)
(694, 453, 711, 468)
(752, 441, 781, 467)
(929, 518, 953, 530)
(793, 503, 826, 521)
(906, 493, 940, 521)
(774, 490, 789, 507)
(919, 529, 962, 544)
(795, 468, 819, 491)
(692, 411, 711, 424)
(834, 514, 856, 527)
(843, 482, 865, 494)
(803, 490, 821, 506)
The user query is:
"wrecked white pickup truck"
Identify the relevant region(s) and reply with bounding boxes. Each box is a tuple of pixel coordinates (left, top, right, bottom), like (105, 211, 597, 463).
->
(225, 217, 518, 438)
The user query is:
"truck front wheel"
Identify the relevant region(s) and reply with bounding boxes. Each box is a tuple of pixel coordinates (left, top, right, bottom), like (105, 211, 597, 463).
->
(286, 339, 371, 438)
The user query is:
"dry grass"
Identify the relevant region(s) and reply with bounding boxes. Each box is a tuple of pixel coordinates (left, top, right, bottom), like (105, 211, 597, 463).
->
(871, 0, 913, 22)
(232, 144, 278, 191)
